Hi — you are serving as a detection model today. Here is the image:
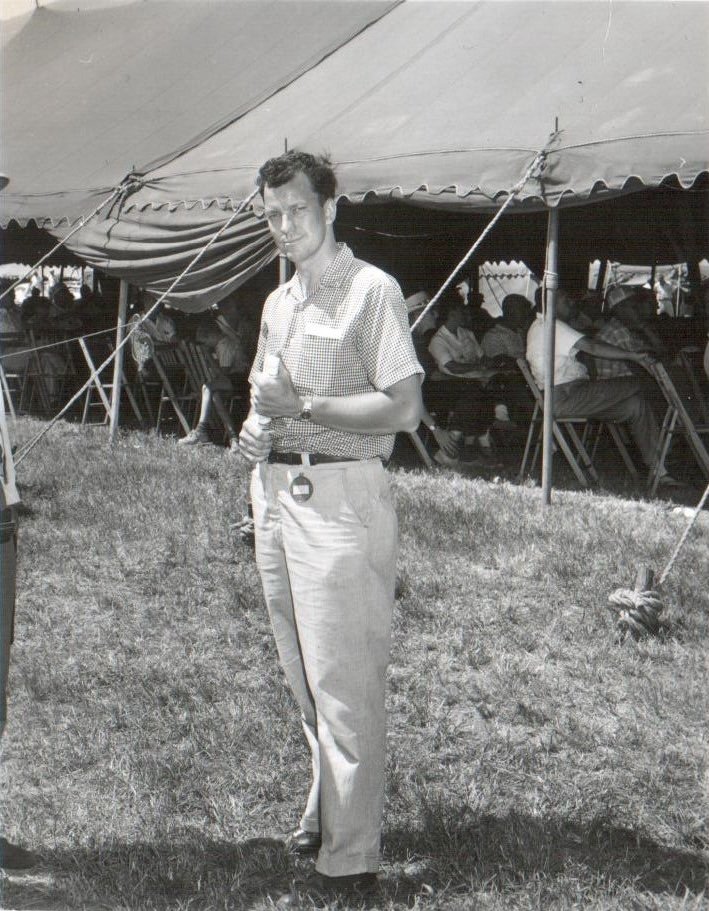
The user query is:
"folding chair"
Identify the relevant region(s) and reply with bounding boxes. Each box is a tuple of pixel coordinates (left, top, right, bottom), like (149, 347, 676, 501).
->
(516, 357, 638, 487)
(679, 345, 709, 425)
(78, 335, 145, 426)
(0, 332, 27, 420)
(19, 329, 53, 415)
(179, 340, 250, 441)
(647, 361, 709, 496)
(150, 342, 199, 434)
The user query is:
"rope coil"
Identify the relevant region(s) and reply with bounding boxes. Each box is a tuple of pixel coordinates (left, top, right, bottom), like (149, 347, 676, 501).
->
(607, 480, 709, 640)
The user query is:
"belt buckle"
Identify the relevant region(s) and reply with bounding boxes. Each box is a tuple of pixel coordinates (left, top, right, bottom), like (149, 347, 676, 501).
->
(301, 453, 312, 467)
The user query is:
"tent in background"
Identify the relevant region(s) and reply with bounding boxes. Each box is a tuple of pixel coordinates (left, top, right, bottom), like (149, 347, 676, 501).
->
(0, 0, 397, 307)
(1, 1, 707, 306)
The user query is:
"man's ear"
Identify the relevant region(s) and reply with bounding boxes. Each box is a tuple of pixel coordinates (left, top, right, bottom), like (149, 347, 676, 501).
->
(324, 198, 337, 225)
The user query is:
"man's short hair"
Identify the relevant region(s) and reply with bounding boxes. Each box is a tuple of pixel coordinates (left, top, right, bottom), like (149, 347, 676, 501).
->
(257, 150, 337, 205)
(501, 293, 531, 322)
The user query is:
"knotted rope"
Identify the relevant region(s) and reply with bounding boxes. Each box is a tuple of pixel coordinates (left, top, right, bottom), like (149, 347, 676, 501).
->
(607, 479, 709, 640)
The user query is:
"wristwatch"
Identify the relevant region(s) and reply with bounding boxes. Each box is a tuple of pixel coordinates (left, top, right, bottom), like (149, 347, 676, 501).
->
(299, 396, 313, 421)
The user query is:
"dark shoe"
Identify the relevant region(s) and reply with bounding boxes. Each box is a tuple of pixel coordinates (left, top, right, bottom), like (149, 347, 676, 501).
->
(0, 837, 36, 870)
(276, 871, 378, 908)
(285, 827, 321, 856)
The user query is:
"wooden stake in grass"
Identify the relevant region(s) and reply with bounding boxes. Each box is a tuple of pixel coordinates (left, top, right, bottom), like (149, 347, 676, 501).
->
(607, 565, 663, 642)
(607, 478, 709, 641)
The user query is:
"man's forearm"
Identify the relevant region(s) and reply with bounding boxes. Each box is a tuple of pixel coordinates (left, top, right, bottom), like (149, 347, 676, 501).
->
(577, 337, 642, 362)
(308, 392, 417, 434)
(443, 359, 483, 374)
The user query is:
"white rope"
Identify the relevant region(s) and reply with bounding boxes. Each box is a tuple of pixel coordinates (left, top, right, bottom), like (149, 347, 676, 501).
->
(15, 187, 260, 466)
(658, 478, 709, 586)
(410, 138, 552, 334)
(0, 324, 120, 361)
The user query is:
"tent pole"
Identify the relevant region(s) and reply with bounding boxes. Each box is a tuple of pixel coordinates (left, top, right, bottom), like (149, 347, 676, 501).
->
(109, 279, 129, 444)
(541, 207, 560, 506)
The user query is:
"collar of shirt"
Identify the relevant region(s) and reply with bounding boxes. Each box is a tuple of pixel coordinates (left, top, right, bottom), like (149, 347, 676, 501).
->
(283, 243, 354, 305)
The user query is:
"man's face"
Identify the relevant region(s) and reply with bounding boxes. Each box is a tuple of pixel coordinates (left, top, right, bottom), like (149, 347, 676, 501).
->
(262, 171, 334, 267)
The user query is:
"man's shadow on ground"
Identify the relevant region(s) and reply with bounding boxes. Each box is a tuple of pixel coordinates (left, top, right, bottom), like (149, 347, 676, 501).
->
(384, 811, 707, 901)
(2, 814, 705, 910)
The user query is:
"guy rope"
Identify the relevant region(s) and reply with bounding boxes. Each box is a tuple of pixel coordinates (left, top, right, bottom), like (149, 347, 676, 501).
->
(14, 186, 260, 467)
(607, 479, 709, 641)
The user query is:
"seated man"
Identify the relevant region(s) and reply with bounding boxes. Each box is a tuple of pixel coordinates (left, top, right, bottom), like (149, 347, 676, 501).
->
(179, 317, 251, 449)
(594, 284, 665, 381)
(526, 288, 681, 487)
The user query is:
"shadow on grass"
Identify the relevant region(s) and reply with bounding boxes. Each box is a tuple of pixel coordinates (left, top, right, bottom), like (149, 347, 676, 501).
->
(3, 817, 705, 909)
(1, 836, 294, 910)
(385, 811, 707, 899)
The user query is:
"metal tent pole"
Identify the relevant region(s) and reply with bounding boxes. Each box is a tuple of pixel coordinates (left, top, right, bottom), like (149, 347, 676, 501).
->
(542, 207, 560, 506)
(109, 279, 129, 444)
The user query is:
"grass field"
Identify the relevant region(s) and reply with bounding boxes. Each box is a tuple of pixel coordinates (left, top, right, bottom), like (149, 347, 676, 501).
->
(1, 417, 707, 910)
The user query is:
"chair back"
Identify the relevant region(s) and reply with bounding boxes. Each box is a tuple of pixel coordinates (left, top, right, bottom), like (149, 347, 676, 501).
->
(516, 357, 544, 408)
(679, 345, 709, 424)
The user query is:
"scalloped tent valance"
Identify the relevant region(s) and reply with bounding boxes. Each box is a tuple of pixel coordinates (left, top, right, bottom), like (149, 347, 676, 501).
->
(1, 1, 707, 309)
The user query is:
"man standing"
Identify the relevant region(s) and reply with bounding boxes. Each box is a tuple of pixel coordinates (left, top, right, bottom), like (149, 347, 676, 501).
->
(238, 151, 423, 906)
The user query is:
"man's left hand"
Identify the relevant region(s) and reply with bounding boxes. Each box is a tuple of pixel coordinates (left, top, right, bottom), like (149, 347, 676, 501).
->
(251, 357, 302, 418)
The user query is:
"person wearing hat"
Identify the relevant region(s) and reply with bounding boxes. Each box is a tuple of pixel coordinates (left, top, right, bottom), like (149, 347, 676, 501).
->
(593, 284, 666, 381)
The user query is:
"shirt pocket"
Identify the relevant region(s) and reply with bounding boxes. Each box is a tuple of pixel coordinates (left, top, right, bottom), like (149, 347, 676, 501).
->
(299, 324, 346, 394)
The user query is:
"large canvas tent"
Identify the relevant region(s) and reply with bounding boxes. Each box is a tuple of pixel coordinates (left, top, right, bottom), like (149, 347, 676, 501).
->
(2, 0, 708, 309)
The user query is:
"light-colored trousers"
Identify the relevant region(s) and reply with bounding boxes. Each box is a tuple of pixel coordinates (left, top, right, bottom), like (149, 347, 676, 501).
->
(251, 458, 397, 876)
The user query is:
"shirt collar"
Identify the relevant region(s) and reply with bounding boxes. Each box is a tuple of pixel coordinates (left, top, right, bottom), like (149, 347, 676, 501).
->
(285, 243, 354, 301)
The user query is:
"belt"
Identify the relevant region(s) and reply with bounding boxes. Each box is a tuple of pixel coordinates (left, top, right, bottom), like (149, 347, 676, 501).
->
(267, 452, 359, 466)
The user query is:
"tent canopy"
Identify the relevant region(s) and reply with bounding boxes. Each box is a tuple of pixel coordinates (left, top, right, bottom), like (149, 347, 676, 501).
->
(0, 0, 396, 226)
(1, 1, 707, 310)
(128, 0, 709, 212)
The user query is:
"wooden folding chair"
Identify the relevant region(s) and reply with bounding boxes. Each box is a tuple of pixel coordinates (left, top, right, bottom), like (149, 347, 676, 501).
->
(647, 361, 709, 496)
(78, 335, 144, 426)
(679, 345, 709, 425)
(516, 357, 638, 487)
(0, 332, 27, 420)
(19, 330, 53, 415)
(179, 340, 250, 441)
(150, 342, 199, 434)
(402, 428, 434, 468)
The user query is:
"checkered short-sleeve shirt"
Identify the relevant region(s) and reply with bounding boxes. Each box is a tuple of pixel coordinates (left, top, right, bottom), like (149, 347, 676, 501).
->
(593, 318, 639, 379)
(250, 244, 423, 460)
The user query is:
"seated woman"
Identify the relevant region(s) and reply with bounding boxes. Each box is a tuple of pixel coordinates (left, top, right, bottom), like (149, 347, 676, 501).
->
(179, 316, 251, 449)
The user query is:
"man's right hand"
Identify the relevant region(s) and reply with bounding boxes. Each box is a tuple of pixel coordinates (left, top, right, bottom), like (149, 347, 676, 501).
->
(238, 413, 273, 464)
